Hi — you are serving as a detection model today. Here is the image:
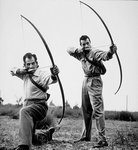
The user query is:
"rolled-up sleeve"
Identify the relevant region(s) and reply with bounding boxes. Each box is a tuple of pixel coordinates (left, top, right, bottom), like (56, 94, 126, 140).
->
(94, 50, 113, 61)
(10, 67, 24, 79)
(67, 47, 82, 60)
(40, 71, 57, 89)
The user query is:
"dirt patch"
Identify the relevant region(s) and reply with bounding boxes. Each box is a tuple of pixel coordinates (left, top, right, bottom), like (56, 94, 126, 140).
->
(0, 116, 138, 150)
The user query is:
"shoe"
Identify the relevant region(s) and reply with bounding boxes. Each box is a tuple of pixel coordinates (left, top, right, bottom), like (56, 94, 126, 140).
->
(74, 137, 90, 143)
(93, 140, 108, 148)
(46, 127, 55, 141)
(32, 127, 55, 145)
(32, 134, 42, 145)
(14, 145, 29, 150)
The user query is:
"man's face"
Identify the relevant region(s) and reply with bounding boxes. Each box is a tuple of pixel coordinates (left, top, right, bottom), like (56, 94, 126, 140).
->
(80, 38, 91, 52)
(24, 56, 38, 72)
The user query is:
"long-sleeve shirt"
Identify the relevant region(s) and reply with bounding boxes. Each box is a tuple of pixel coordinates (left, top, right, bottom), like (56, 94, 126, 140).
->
(12, 68, 57, 100)
(67, 47, 113, 76)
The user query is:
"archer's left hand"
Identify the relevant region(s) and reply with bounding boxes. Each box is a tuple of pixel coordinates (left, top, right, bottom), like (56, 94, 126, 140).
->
(110, 44, 117, 54)
(50, 65, 60, 76)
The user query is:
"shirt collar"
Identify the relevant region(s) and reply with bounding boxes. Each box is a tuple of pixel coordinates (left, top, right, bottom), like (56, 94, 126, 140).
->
(33, 68, 40, 77)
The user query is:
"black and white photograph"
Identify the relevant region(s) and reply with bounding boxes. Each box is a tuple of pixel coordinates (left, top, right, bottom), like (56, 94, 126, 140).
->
(0, 0, 138, 149)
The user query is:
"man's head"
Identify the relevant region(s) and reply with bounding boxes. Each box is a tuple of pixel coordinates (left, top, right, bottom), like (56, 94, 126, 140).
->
(23, 53, 39, 72)
(79, 35, 91, 52)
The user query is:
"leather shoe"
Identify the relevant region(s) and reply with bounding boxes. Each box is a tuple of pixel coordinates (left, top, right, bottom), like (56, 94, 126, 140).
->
(13, 145, 29, 150)
(32, 127, 55, 145)
(74, 137, 90, 143)
(46, 127, 55, 141)
(93, 140, 108, 148)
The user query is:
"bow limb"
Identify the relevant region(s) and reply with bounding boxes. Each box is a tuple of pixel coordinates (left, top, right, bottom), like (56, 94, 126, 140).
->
(80, 1, 122, 94)
(21, 15, 65, 124)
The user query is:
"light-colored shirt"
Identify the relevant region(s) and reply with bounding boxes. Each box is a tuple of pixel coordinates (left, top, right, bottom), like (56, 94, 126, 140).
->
(67, 47, 113, 76)
(13, 68, 57, 100)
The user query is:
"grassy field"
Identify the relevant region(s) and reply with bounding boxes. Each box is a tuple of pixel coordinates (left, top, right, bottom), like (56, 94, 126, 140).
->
(0, 116, 138, 150)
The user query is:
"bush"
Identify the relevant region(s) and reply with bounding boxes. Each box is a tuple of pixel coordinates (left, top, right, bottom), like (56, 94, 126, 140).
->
(105, 111, 119, 120)
(53, 106, 63, 118)
(119, 111, 136, 121)
(131, 112, 138, 121)
(0, 104, 21, 119)
(53, 106, 82, 119)
(105, 111, 136, 121)
(0, 104, 138, 121)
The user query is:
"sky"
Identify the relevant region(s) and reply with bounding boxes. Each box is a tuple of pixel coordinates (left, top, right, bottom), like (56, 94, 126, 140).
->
(0, 0, 138, 112)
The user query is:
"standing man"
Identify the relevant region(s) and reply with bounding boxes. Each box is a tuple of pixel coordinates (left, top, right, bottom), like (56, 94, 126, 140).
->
(10, 52, 59, 150)
(67, 35, 117, 147)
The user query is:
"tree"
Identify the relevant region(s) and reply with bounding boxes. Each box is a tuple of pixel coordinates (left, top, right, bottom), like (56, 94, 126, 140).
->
(73, 104, 80, 110)
(0, 97, 4, 105)
(16, 97, 22, 106)
(65, 100, 71, 108)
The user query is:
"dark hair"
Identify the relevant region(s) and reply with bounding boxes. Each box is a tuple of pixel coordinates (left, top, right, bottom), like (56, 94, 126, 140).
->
(79, 35, 91, 45)
(23, 52, 38, 67)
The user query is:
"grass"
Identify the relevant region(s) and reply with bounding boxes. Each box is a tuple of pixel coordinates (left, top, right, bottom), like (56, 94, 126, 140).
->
(0, 104, 138, 149)
(109, 121, 138, 149)
(0, 116, 138, 150)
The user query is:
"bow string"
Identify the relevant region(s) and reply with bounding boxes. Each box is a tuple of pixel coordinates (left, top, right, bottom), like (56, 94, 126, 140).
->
(21, 15, 65, 124)
(80, 1, 122, 94)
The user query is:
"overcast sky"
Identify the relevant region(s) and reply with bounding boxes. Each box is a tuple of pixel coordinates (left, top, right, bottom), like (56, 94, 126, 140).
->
(0, 0, 138, 112)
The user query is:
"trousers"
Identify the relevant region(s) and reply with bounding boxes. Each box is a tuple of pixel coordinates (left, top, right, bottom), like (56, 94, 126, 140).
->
(19, 99, 48, 148)
(81, 76, 106, 141)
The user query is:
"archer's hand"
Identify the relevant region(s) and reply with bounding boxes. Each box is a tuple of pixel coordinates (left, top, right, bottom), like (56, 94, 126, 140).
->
(110, 45, 117, 54)
(10, 70, 15, 76)
(10, 68, 28, 76)
(50, 65, 59, 76)
(10, 67, 25, 76)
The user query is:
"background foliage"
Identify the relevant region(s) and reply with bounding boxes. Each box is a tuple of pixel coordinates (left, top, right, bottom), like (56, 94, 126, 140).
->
(0, 103, 138, 121)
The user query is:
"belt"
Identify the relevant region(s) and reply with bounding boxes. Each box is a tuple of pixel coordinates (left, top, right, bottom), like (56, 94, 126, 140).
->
(85, 74, 100, 77)
(24, 93, 50, 102)
(24, 98, 47, 103)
